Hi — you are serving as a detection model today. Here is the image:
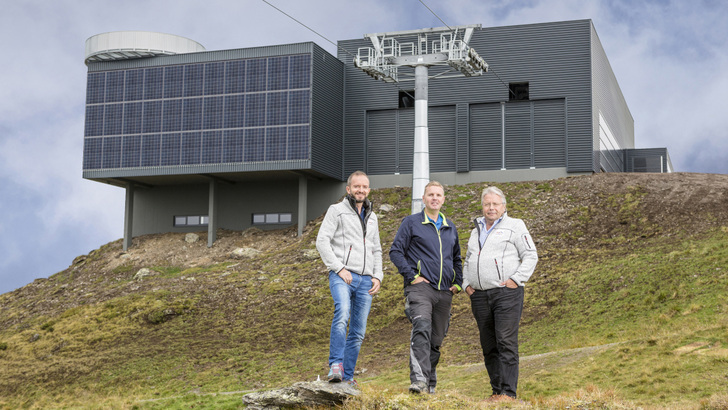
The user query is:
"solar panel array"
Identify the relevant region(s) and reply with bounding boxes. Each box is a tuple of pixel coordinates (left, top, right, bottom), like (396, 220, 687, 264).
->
(83, 54, 311, 170)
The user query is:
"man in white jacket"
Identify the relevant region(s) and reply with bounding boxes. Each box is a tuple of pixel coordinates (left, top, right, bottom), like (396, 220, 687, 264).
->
(316, 171, 383, 387)
(463, 186, 538, 401)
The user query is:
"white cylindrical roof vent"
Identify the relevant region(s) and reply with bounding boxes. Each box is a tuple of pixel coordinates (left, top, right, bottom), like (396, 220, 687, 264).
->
(85, 31, 205, 64)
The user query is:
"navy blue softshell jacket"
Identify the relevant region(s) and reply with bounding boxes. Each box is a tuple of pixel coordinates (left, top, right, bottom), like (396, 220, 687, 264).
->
(389, 210, 463, 291)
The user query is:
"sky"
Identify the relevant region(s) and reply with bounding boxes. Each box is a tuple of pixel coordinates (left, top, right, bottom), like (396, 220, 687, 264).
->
(1, 0, 726, 295)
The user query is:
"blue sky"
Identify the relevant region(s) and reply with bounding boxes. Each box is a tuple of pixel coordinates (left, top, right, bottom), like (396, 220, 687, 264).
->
(1, 0, 727, 295)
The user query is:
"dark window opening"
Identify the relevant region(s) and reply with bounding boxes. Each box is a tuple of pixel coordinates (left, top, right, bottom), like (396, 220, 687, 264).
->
(509, 82, 529, 101)
(399, 90, 415, 108)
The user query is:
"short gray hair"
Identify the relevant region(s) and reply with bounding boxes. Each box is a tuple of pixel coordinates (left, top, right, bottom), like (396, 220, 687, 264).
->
(347, 170, 369, 186)
(481, 186, 507, 205)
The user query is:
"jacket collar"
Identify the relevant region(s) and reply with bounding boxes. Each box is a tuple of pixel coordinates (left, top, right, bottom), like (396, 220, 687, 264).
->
(345, 195, 372, 217)
(420, 210, 449, 227)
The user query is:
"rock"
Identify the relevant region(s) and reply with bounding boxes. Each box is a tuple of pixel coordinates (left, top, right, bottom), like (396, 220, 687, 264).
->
(302, 249, 319, 260)
(185, 233, 199, 243)
(242, 380, 359, 409)
(133, 268, 155, 281)
(379, 204, 394, 213)
(232, 247, 261, 258)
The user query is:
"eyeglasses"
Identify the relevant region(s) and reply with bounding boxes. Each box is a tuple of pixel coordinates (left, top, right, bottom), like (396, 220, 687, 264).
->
(483, 202, 503, 208)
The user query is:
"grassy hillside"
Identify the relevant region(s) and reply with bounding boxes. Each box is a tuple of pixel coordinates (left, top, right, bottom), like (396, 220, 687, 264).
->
(1, 173, 727, 409)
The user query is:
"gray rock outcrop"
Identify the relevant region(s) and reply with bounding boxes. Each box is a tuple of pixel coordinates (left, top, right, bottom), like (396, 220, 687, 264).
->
(232, 247, 261, 258)
(241, 380, 359, 409)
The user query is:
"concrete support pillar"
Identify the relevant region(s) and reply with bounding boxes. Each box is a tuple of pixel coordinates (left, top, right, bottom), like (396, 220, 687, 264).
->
(411, 64, 430, 214)
(123, 183, 135, 251)
(208, 179, 218, 247)
(298, 175, 308, 237)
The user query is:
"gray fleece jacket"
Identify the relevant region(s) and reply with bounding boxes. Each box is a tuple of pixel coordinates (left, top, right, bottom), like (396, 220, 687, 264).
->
(316, 196, 383, 283)
(463, 213, 538, 290)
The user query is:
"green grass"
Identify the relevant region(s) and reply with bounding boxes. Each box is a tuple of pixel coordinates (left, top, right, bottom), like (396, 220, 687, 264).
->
(2, 176, 728, 409)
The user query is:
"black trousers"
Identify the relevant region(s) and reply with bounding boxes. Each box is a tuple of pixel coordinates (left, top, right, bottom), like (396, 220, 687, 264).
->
(404, 282, 453, 388)
(470, 287, 524, 398)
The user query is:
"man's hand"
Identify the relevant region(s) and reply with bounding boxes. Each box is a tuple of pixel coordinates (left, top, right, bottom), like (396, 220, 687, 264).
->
(369, 278, 381, 295)
(500, 278, 518, 289)
(465, 285, 475, 296)
(338, 268, 353, 284)
(411, 276, 430, 285)
(449, 285, 460, 295)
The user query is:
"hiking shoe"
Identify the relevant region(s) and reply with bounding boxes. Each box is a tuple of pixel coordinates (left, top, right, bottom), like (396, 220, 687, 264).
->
(428, 386, 436, 394)
(345, 379, 359, 389)
(408, 381, 427, 394)
(327, 363, 343, 383)
(486, 394, 516, 402)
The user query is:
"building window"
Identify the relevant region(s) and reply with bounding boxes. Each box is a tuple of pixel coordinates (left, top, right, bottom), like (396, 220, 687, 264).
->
(252, 212, 293, 225)
(509, 82, 529, 101)
(399, 90, 415, 108)
(174, 215, 209, 227)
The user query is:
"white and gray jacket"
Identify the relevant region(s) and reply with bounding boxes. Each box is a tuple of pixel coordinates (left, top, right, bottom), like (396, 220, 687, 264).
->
(463, 213, 538, 290)
(316, 196, 384, 283)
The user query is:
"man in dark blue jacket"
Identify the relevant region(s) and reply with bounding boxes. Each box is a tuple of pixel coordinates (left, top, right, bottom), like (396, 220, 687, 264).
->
(390, 181, 463, 394)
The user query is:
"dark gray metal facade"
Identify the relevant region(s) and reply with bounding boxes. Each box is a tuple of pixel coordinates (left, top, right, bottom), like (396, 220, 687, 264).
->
(83, 42, 344, 181)
(338, 19, 634, 177)
(310, 44, 345, 180)
(81, 20, 671, 245)
(625, 148, 673, 173)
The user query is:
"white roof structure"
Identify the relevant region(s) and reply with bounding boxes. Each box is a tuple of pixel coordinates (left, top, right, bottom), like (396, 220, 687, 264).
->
(85, 31, 205, 64)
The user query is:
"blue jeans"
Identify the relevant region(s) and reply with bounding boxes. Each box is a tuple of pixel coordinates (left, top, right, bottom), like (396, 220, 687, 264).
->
(329, 270, 373, 380)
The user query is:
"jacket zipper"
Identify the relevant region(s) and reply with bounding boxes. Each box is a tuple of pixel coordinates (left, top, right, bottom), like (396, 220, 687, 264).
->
(475, 218, 484, 290)
(425, 217, 445, 290)
(345, 245, 352, 265)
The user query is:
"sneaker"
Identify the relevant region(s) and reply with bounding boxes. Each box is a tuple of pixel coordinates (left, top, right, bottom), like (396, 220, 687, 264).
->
(408, 381, 427, 394)
(327, 363, 343, 383)
(345, 379, 359, 389)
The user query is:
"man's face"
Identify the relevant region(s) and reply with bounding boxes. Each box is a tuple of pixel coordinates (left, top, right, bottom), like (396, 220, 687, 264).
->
(482, 193, 506, 224)
(422, 185, 445, 214)
(346, 175, 370, 203)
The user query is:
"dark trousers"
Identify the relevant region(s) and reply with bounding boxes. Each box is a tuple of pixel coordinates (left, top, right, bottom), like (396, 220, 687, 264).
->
(470, 287, 524, 398)
(404, 282, 453, 388)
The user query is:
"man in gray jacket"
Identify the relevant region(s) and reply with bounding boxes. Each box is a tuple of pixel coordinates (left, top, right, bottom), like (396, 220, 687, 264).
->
(316, 171, 383, 387)
(463, 186, 538, 401)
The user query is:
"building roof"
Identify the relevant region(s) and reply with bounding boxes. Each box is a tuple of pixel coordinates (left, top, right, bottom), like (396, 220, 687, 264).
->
(84, 31, 205, 65)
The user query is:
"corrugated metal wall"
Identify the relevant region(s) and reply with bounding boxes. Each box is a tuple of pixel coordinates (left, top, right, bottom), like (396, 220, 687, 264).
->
(310, 43, 345, 180)
(339, 20, 600, 177)
(624, 148, 672, 172)
(470, 102, 503, 170)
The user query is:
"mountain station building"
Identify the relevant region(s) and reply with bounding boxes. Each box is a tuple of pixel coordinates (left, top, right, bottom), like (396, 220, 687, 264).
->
(81, 20, 673, 249)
